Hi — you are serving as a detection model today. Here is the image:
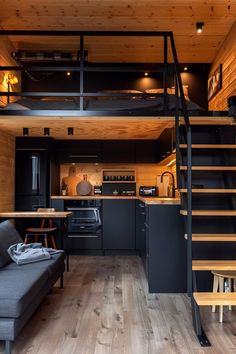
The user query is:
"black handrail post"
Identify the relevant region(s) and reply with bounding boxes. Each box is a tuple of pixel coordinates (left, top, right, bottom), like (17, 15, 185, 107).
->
(79, 35, 84, 111)
(163, 34, 168, 112)
(169, 32, 192, 293)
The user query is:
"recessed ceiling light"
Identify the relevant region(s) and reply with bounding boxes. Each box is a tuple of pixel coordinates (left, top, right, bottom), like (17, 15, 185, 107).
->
(66, 72, 71, 76)
(196, 22, 204, 34)
(23, 127, 29, 136)
(144, 72, 149, 76)
(184, 67, 188, 71)
(68, 127, 73, 136)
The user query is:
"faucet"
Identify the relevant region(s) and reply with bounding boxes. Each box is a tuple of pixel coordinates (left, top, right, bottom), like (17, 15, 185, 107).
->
(160, 171, 176, 198)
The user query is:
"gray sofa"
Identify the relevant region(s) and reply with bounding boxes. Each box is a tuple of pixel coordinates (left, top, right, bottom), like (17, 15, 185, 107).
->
(0, 220, 65, 354)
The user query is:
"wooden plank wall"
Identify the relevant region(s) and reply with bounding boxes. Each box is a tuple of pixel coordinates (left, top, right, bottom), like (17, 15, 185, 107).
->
(0, 132, 15, 212)
(209, 21, 236, 111)
(0, 35, 21, 107)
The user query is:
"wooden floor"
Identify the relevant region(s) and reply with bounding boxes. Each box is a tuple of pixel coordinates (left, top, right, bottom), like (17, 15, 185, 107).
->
(1, 256, 236, 354)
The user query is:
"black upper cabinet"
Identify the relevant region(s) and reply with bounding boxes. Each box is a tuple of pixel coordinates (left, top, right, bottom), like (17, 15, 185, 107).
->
(54, 140, 102, 163)
(102, 140, 135, 163)
(156, 128, 175, 162)
(135, 140, 157, 163)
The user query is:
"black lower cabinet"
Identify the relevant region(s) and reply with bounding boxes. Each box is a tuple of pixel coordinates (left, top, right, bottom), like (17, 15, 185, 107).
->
(135, 201, 147, 266)
(136, 203, 187, 293)
(103, 200, 135, 251)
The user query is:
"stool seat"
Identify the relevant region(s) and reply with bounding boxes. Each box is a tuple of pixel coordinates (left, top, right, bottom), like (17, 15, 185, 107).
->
(211, 271, 236, 279)
(25, 227, 57, 234)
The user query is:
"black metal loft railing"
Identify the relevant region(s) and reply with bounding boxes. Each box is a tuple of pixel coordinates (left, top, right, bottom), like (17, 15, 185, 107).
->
(0, 31, 188, 119)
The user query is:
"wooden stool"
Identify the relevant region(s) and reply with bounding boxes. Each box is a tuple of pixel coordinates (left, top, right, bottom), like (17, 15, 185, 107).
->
(211, 270, 236, 322)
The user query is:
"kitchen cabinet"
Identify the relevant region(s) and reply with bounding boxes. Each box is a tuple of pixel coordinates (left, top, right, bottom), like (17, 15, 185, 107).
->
(53, 140, 102, 163)
(103, 199, 135, 250)
(15, 137, 60, 211)
(102, 140, 135, 163)
(135, 140, 157, 163)
(144, 203, 186, 293)
(135, 200, 147, 268)
(156, 127, 175, 162)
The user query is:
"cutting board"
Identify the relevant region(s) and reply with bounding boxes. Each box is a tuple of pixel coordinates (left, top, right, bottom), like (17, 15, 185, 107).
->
(156, 174, 170, 197)
(62, 166, 81, 196)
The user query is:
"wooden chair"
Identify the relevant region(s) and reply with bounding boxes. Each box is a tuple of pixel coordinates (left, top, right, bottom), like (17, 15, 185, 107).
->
(212, 270, 236, 322)
(24, 208, 57, 249)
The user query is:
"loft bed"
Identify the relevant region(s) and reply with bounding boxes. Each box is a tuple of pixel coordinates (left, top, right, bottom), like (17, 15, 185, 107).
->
(0, 30, 226, 118)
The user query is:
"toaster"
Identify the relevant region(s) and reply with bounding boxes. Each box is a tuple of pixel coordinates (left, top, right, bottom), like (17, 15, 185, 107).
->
(139, 186, 158, 196)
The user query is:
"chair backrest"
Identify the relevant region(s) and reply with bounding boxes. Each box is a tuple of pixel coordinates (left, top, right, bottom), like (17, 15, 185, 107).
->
(37, 208, 55, 227)
(37, 208, 55, 212)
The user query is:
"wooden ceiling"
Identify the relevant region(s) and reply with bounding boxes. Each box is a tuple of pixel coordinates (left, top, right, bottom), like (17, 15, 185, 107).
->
(0, 0, 236, 63)
(0, 116, 174, 139)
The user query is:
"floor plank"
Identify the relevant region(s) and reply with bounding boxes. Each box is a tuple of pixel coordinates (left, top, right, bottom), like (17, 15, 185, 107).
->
(1, 256, 236, 353)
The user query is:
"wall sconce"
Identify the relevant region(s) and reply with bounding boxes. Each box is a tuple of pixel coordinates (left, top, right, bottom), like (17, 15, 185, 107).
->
(44, 127, 50, 136)
(6, 73, 18, 104)
(23, 128, 29, 136)
(68, 127, 73, 136)
(196, 22, 204, 33)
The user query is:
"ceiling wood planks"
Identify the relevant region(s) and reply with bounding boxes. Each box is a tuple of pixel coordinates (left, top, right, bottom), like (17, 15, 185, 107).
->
(0, 117, 174, 139)
(0, 0, 235, 63)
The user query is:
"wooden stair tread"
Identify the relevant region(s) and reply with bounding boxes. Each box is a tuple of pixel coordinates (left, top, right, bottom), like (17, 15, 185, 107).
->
(179, 117, 235, 125)
(185, 233, 236, 241)
(180, 189, 236, 193)
(180, 210, 236, 216)
(179, 144, 236, 149)
(193, 292, 236, 306)
(180, 166, 236, 171)
(192, 260, 236, 271)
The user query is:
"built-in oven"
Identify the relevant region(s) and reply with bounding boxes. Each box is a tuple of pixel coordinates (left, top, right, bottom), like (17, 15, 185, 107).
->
(64, 199, 102, 250)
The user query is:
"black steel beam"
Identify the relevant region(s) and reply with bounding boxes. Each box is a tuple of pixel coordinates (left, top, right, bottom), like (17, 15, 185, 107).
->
(0, 30, 172, 37)
(0, 66, 177, 73)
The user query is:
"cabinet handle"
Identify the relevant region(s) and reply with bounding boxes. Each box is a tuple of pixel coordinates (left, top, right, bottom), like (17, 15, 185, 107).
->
(138, 203, 145, 208)
(144, 222, 149, 229)
(141, 212, 145, 215)
(68, 155, 98, 158)
(141, 228, 145, 232)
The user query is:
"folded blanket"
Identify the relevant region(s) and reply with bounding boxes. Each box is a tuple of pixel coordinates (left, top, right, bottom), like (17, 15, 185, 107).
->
(7, 242, 64, 265)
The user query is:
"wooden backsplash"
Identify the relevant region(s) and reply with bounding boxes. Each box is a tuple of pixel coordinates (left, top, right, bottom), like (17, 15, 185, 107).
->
(60, 163, 173, 195)
(0, 131, 15, 212)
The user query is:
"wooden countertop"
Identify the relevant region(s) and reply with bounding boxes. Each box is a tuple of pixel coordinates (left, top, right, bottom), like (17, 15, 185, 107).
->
(0, 211, 72, 218)
(51, 195, 181, 205)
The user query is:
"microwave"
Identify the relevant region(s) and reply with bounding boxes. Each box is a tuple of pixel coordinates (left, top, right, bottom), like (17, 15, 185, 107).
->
(139, 186, 158, 196)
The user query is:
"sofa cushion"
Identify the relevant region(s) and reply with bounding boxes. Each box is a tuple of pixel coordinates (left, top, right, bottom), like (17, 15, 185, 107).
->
(0, 265, 48, 318)
(0, 220, 22, 268)
(23, 252, 66, 277)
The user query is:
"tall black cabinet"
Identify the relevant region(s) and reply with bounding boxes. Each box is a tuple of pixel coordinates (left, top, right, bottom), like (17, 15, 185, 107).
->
(15, 138, 60, 211)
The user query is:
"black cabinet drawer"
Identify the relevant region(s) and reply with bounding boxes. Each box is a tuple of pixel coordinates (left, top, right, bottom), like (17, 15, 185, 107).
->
(65, 232, 102, 250)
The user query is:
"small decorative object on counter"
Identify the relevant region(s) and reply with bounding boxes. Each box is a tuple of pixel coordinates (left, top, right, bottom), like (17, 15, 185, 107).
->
(61, 181, 68, 196)
(94, 185, 102, 195)
(113, 189, 119, 196)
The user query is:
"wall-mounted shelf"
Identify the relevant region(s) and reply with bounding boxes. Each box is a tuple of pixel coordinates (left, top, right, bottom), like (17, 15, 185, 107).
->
(102, 169, 136, 183)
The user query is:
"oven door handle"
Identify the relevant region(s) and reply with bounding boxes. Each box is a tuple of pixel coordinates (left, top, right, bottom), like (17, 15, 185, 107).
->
(66, 207, 99, 211)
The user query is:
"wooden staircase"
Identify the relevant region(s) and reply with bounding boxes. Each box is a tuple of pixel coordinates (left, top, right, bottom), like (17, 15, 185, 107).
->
(177, 117, 236, 346)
